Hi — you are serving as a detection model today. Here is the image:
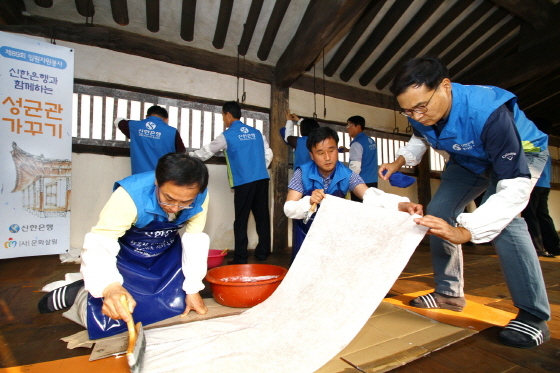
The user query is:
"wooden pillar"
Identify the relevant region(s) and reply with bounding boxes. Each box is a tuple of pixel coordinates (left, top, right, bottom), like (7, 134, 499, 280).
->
(270, 80, 289, 253)
(417, 151, 432, 210)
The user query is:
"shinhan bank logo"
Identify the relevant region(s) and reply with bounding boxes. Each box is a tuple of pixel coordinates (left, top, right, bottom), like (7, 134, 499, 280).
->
(4, 238, 17, 248)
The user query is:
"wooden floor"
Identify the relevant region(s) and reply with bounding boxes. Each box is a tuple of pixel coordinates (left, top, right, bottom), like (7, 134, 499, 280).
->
(1, 242, 559, 372)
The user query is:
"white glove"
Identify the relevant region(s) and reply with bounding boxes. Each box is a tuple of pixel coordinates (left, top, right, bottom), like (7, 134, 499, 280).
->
(284, 196, 312, 220)
(362, 187, 409, 211)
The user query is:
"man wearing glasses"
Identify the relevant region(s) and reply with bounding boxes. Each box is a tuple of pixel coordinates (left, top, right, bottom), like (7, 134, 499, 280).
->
(38, 153, 211, 339)
(379, 57, 550, 349)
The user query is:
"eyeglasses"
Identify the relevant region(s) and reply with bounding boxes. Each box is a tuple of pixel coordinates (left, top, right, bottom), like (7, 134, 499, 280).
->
(156, 186, 194, 210)
(399, 83, 440, 117)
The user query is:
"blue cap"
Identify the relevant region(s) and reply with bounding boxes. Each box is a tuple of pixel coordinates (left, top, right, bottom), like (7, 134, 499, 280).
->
(382, 170, 416, 188)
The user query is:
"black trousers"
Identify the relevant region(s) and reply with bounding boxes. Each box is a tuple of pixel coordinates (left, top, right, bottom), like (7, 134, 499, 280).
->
(350, 182, 378, 202)
(522, 186, 560, 254)
(232, 179, 271, 263)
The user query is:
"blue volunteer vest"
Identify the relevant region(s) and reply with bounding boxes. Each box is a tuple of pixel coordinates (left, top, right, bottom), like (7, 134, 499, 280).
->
(293, 136, 312, 170)
(291, 161, 353, 262)
(409, 83, 548, 175)
(222, 120, 269, 187)
(128, 116, 178, 174)
(350, 132, 378, 183)
(86, 172, 207, 339)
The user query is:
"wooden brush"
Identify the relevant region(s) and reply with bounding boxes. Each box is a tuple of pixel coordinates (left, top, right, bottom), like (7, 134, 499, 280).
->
(120, 295, 146, 373)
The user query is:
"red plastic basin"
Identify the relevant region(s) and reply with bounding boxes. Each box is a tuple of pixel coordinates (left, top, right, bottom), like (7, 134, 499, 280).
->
(207, 249, 227, 269)
(205, 264, 288, 308)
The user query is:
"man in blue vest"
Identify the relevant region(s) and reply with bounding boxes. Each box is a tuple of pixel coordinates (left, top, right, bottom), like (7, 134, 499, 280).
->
(38, 153, 211, 339)
(346, 116, 378, 202)
(116, 105, 186, 174)
(379, 57, 550, 348)
(284, 127, 422, 262)
(190, 101, 273, 264)
(282, 111, 320, 170)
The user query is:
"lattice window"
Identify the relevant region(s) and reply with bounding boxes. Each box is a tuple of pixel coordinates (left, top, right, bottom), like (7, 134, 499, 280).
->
(71, 84, 270, 154)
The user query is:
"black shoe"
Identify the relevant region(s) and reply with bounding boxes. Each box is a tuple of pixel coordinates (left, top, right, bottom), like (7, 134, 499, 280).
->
(255, 255, 268, 262)
(409, 292, 466, 312)
(499, 319, 550, 348)
(227, 259, 247, 265)
(538, 251, 555, 258)
(38, 280, 84, 313)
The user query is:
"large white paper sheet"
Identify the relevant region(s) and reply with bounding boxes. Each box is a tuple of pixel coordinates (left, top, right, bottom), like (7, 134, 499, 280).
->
(143, 196, 428, 373)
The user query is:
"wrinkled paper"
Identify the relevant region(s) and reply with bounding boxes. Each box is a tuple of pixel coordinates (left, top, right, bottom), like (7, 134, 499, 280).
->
(144, 196, 427, 373)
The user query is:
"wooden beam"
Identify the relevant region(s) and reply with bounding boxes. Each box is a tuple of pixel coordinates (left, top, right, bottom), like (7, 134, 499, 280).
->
(460, 33, 560, 88)
(270, 81, 290, 254)
(453, 34, 519, 82)
(237, 0, 264, 56)
(323, 0, 386, 77)
(0, 21, 274, 84)
(109, 0, 128, 26)
(375, 0, 475, 90)
(424, 1, 494, 60)
(449, 19, 519, 78)
(517, 70, 560, 110)
(34, 0, 53, 8)
(257, 0, 291, 61)
(488, 0, 554, 30)
(339, 0, 414, 82)
(180, 0, 196, 42)
(213, 0, 234, 49)
(291, 74, 397, 111)
(74, 0, 94, 18)
(146, 0, 159, 33)
(359, 0, 445, 87)
(440, 7, 509, 66)
(0, 0, 26, 24)
(275, 0, 371, 88)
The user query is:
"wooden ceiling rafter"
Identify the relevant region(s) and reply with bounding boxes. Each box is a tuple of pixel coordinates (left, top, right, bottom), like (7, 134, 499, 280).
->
(274, 0, 371, 88)
(109, 0, 129, 26)
(488, 0, 554, 30)
(146, 0, 159, 33)
(460, 33, 560, 89)
(237, 0, 264, 56)
(440, 7, 509, 66)
(213, 0, 234, 49)
(0, 0, 26, 25)
(323, 0, 386, 77)
(423, 1, 494, 61)
(0, 21, 273, 84)
(74, 0, 94, 18)
(358, 0, 446, 87)
(454, 33, 519, 82)
(180, 0, 196, 42)
(449, 18, 519, 78)
(517, 70, 560, 110)
(257, 0, 291, 61)
(375, 0, 475, 90)
(34, 0, 53, 8)
(338, 0, 414, 82)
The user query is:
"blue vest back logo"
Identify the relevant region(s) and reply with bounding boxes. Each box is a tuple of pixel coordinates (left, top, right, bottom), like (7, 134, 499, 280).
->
(145, 121, 157, 130)
(240, 126, 249, 133)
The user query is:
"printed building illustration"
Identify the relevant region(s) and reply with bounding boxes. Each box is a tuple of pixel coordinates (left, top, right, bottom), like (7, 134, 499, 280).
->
(10, 142, 71, 217)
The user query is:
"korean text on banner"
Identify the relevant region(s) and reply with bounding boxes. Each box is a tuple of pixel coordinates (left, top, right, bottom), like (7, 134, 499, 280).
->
(0, 32, 74, 259)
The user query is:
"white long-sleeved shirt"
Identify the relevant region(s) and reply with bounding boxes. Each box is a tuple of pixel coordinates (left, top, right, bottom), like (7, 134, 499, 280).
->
(395, 135, 536, 243)
(80, 187, 209, 297)
(190, 132, 273, 168)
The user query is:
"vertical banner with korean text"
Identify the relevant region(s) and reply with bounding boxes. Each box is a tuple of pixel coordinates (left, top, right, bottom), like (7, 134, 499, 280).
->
(0, 32, 74, 259)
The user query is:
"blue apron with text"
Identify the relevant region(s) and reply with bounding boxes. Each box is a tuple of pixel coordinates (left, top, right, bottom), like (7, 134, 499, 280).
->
(86, 220, 185, 340)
